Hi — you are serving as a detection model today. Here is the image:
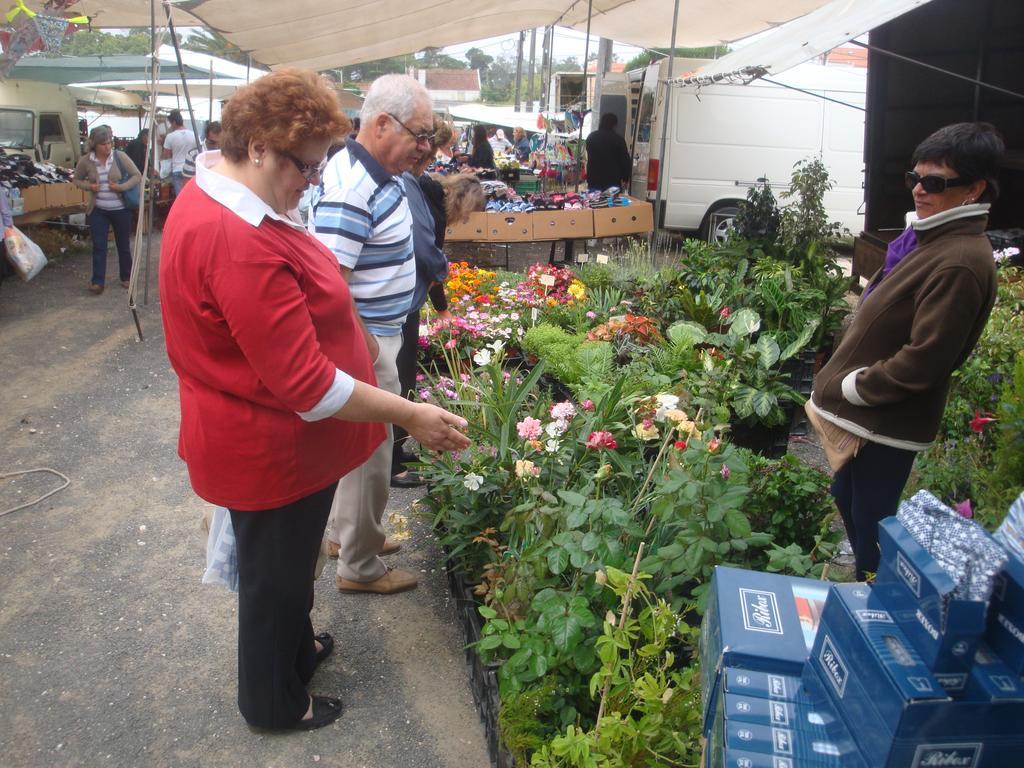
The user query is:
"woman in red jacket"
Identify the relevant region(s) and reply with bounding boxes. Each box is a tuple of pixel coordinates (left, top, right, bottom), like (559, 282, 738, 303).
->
(160, 69, 468, 731)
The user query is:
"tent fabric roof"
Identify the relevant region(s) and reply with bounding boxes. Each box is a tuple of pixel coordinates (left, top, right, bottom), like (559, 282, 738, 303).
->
(23, 0, 835, 71)
(446, 103, 543, 133)
(11, 54, 213, 85)
(679, 0, 936, 85)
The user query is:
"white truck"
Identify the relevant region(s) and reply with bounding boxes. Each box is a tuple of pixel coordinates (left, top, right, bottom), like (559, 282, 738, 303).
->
(0, 79, 81, 169)
(609, 59, 867, 241)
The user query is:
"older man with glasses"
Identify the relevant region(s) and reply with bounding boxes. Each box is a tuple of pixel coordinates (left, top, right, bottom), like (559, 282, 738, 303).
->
(312, 74, 434, 595)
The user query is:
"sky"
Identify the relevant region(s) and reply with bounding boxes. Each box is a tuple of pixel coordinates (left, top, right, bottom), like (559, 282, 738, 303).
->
(438, 27, 646, 66)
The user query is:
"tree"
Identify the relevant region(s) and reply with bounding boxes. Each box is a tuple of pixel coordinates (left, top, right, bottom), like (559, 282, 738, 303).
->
(465, 47, 494, 81)
(551, 56, 582, 73)
(343, 54, 412, 82)
(624, 45, 730, 71)
(42, 29, 152, 57)
(182, 29, 248, 64)
(420, 47, 466, 69)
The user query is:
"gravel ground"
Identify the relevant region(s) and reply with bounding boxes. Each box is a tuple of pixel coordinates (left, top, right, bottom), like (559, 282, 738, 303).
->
(0, 237, 488, 768)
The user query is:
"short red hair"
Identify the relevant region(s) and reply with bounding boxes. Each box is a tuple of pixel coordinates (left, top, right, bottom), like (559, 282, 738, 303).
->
(220, 69, 351, 162)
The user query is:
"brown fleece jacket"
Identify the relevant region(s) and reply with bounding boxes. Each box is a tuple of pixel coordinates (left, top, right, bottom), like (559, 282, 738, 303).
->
(810, 205, 996, 451)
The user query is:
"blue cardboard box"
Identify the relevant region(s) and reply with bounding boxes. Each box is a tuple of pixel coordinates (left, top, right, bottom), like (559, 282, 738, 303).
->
(986, 552, 1024, 673)
(701, 566, 830, 736)
(873, 517, 988, 673)
(806, 583, 1024, 767)
(721, 692, 841, 733)
(721, 668, 804, 703)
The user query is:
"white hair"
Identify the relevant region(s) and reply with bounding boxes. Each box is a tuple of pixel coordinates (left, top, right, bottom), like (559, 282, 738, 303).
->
(360, 74, 431, 125)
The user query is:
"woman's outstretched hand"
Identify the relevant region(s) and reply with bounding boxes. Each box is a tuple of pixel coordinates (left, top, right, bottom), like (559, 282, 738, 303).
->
(404, 403, 470, 452)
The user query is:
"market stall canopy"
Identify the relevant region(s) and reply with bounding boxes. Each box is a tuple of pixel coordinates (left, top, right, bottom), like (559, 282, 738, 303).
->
(10, 53, 212, 84)
(447, 103, 543, 134)
(70, 77, 249, 99)
(23, 0, 839, 70)
(675, 0, 937, 86)
(68, 84, 143, 111)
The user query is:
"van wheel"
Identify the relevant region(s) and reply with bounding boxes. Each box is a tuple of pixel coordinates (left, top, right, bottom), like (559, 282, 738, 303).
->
(700, 202, 741, 244)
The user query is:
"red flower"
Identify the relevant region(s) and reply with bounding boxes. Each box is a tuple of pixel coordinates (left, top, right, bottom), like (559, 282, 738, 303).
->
(719, 307, 730, 319)
(969, 409, 996, 433)
(674, 440, 687, 451)
(585, 431, 618, 450)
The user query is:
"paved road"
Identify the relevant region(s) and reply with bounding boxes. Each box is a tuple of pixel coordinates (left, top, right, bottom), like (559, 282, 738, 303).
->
(0, 236, 488, 768)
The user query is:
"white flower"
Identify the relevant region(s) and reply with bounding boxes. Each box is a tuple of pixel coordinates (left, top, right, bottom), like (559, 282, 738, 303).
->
(654, 393, 680, 421)
(463, 473, 484, 491)
(545, 420, 567, 437)
(473, 348, 492, 366)
(489, 339, 505, 353)
(545, 439, 560, 453)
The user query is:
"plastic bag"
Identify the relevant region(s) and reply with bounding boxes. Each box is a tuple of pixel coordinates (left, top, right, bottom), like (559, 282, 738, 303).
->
(159, 158, 172, 179)
(202, 506, 239, 592)
(3, 226, 47, 282)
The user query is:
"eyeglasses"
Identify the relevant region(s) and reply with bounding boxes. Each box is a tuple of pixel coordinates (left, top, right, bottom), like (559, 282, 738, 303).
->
(905, 171, 972, 194)
(387, 113, 435, 147)
(283, 151, 328, 182)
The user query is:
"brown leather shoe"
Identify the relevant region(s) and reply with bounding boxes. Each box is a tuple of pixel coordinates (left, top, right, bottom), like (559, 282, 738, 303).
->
(336, 567, 418, 594)
(325, 538, 400, 558)
(89, 283, 104, 294)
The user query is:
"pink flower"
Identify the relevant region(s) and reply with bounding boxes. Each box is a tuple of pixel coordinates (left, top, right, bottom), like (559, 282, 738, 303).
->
(418, 389, 432, 401)
(970, 409, 996, 433)
(720, 464, 731, 480)
(517, 417, 543, 440)
(719, 307, 730, 319)
(954, 499, 973, 519)
(581, 400, 595, 411)
(550, 402, 576, 422)
(708, 438, 721, 453)
(586, 311, 596, 319)
(585, 430, 618, 450)
(444, 339, 458, 349)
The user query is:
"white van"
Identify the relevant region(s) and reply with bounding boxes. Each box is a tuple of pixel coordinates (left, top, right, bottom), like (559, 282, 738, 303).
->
(0, 80, 81, 169)
(621, 60, 866, 240)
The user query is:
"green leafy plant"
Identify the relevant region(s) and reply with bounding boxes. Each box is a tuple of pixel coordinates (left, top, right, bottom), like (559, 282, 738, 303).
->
(779, 156, 846, 252)
(733, 178, 781, 243)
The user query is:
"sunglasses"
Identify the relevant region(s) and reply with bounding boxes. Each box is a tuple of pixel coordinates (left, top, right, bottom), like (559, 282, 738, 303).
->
(283, 151, 328, 182)
(905, 171, 972, 194)
(387, 113, 435, 147)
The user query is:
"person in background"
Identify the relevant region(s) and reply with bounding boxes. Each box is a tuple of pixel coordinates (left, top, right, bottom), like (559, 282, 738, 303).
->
(124, 130, 150, 176)
(313, 73, 436, 596)
(160, 69, 468, 732)
(203, 121, 222, 151)
(162, 109, 198, 198)
(463, 124, 495, 170)
(73, 125, 142, 294)
(489, 128, 513, 155)
(585, 112, 631, 191)
(390, 117, 458, 487)
(808, 122, 1003, 579)
(512, 126, 531, 163)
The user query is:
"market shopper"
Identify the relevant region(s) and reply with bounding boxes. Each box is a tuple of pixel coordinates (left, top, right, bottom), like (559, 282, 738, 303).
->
(463, 124, 495, 170)
(73, 125, 142, 294)
(585, 113, 631, 191)
(313, 73, 437, 595)
(159, 69, 468, 732)
(162, 109, 198, 197)
(807, 122, 1003, 579)
(391, 123, 487, 487)
(512, 126, 531, 163)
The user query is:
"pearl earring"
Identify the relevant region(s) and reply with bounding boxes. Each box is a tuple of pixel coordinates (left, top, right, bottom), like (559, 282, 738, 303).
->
(253, 157, 262, 167)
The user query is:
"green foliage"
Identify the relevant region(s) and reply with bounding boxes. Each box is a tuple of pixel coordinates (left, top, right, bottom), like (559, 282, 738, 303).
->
(181, 29, 247, 64)
(779, 156, 846, 252)
(45, 29, 153, 57)
(529, 570, 704, 767)
(499, 679, 569, 764)
(733, 179, 781, 243)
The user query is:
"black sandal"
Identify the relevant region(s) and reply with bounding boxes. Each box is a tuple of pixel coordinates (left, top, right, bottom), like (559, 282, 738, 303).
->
(291, 695, 343, 731)
(314, 632, 334, 665)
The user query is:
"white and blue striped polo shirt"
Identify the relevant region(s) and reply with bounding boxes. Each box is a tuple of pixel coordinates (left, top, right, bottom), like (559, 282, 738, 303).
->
(312, 139, 415, 337)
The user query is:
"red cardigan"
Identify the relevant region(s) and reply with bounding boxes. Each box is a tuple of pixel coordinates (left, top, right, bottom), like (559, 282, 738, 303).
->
(159, 182, 384, 510)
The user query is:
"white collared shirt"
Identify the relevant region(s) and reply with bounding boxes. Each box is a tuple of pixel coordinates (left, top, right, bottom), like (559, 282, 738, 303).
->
(194, 150, 355, 422)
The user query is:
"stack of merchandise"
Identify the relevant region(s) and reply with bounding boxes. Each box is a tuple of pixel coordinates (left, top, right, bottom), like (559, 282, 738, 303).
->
(701, 490, 1024, 767)
(0, 154, 73, 190)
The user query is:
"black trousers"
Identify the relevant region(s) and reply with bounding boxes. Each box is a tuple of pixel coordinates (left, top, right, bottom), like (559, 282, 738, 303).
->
(830, 442, 917, 580)
(229, 482, 336, 728)
(392, 309, 420, 475)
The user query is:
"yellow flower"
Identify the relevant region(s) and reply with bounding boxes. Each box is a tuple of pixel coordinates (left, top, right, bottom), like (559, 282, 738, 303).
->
(514, 459, 538, 480)
(663, 408, 688, 423)
(676, 419, 699, 438)
(567, 280, 586, 301)
(633, 419, 660, 441)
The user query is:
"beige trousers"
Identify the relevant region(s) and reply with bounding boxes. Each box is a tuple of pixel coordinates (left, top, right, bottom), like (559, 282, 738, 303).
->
(327, 333, 402, 582)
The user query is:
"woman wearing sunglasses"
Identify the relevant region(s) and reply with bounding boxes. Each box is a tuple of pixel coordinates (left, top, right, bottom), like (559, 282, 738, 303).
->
(159, 69, 469, 732)
(808, 122, 1003, 580)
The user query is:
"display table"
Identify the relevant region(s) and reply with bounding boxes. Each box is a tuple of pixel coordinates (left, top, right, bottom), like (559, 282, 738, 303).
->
(12, 182, 86, 225)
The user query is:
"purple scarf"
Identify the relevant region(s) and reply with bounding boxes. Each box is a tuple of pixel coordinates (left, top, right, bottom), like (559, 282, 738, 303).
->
(864, 226, 918, 299)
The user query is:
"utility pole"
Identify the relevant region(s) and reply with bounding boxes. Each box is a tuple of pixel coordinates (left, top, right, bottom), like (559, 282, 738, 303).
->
(592, 38, 613, 124)
(514, 31, 525, 111)
(539, 26, 551, 112)
(527, 28, 537, 109)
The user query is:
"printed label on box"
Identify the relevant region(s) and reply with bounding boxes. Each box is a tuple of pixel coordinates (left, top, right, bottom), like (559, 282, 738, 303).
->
(856, 609, 893, 623)
(897, 552, 921, 598)
(818, 635, 848, 698)
(771, 728, 793, 755)
(740, 588, 784, 635)
(910, 743, 982, 768)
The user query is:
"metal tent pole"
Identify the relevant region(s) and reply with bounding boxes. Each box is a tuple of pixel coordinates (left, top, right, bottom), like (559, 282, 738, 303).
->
(650, 0, 680, 260)
(576, 0, 593, 193)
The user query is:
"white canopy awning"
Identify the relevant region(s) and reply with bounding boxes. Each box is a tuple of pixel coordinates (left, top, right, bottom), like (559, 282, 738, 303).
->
(24, 0, 837, 71)
(446, 103, 543, 134)
(677, 0, 937, 86)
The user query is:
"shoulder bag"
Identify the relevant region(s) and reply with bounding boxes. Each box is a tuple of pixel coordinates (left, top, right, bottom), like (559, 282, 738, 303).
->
(112, 151, 141, 210)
